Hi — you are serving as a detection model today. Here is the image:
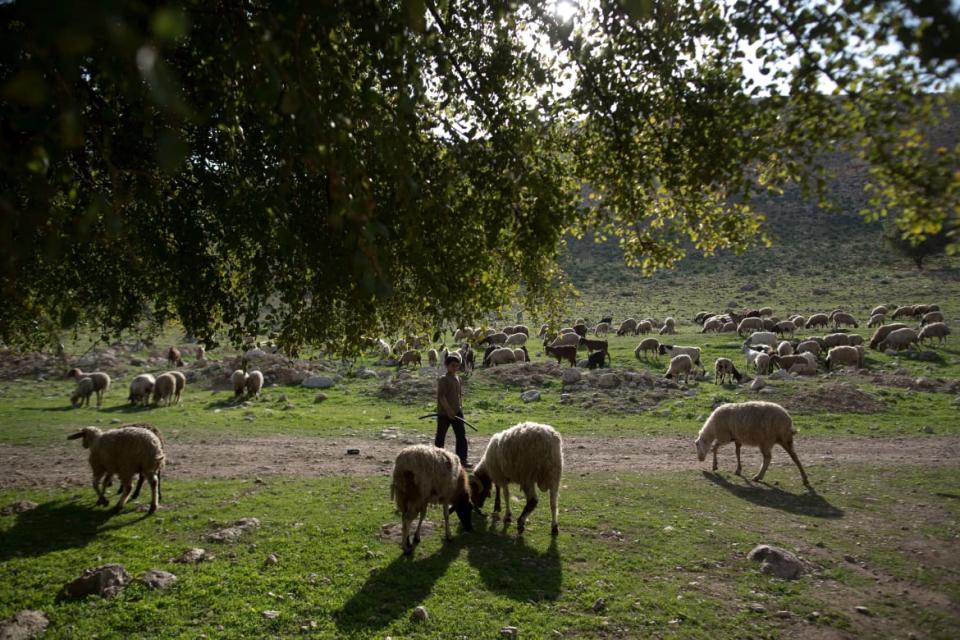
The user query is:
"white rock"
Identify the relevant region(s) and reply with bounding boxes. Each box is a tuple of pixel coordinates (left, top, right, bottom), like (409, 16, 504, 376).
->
(303, 376, 336, 389)
(520, 390, 541, 403)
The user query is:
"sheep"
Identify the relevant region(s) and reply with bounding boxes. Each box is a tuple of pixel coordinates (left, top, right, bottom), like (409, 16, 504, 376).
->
(921, 311, 944, 326)
(165, 370, 186, 403)
(469, 422, 563, 535)
(822, 333, 852, 348)
(694, 311, 712, 325)
(714, 357, 742, 385)
(425, 348, 438, 367)
(805, 313, 829, 329)
(617, 318, 639, 336)
(68, 426, 165, 513)
(758, 306, 774, 317)
(634, 338, 660, 360)
(789, 315, 806, 329)
(66, 369, 111, 407)
(167, 346, 184, 367)
(742, 345, 770, 371)
(694, 401, 809, 485)
(658, 344, 702, 369)
(513, 325, 529, 336)
(152, 373, 177, 406)
(832, 312, 858, 329)
(744, 331, 778, 349)
(826, 345, 863, 370)
(867, 313, 886, 328)
(773, 320, 796, 337)
(548, 332, 581, 348)
(914, 304, 931, 316)
(701, 317, 723, 333)
(513, 348, 527, 363)
(777, 341, 794, 356)
(538, 323, 549, 338)
(545, 344, 578, 367)
(720, 321, 737, 333)
(737, 317, 764, 336)
(245, 370, 264, 397)
(754, 352, 774, 375)
(392, 338, 407, 355)
(848, 334, 864, 346)
(658, 317, 677, 335)
(918, 322, 951, 345)
(128, 374, 155, 406)
(230, 369, 248, 397)
(870, 305, 888, 317)
(71, 377, 95, 408)
(868, 323, 909, 349)
(398, 349, 422, 370)
(486, 347, 517, 366)
(777, 354, 814, 372)
(664, 354, 694, 384)
(927, 304, 940, 312)
(579, 337, 611, 364)
(390, 445, 472, 554)
(878, 327, 919, 352)
(195, 346, 206, 361)
(592, 321, 610, 336)
(891, 305, 915, 319)
(505, 332, 528, 346)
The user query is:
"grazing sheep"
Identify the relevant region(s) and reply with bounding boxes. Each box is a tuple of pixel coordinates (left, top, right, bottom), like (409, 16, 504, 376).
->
(777, 354, 812, 371)
(573, 323, 588, 338)
(867, 313, 886, 328)
(868, 323, 909, 350)
(128, 374, 155, 406)
(68, 426, 165, 513)
(375, 339, 391, 359)
(66, 369, 111, 407)
(832, 312, 858, 329)
(714, 358, 742, 385)
(826, 345, 863, 370)
(505, 333, 528, 346)
(665, 354, 694, 384)
(878, 327, 919, 352)
(694, 311, 712, 325)
(617, 318, 639, 336)
(927, 304, 940, 312)
(921, 311, 944, 326)
(891, 305, 915, 319)
(793, 340, 819, 358)
(742, 346, 771, 371)
(758, 306, 774, 317)
(805, 313, 829, 330)
(634, 338, 660, 360)
(392, 338, 407, 355)
(694, 401, 809, 485)
(720, 321, 737, 333)
(391, 445, 472, 554)
(754, 352, 775, 375)
(513, 325, 530, 336)
(481, 332, 508, 346)
(848, 334, 864, 346)
(579, 337, 611, 364)
(737, 317, 764, 336)
(71, 377, 95, 408)
(398, 349, 422, 370)
(658, 317, 677, 335)
(513, 348, 527, 363)
(486, 347, 517, 366)
(152, 373, 177, 406)
(823, 333, 852, 348)
(918, 322, 951, 345)
(167, 347, 184, 367)
(195, 346, 206, 361)
(545, 344, 578, 367)
(777, 341, 794, 356)
(658, 345, 702, 369)
(165, 371, 186, 403)
(593, 322, 611, 336)
(914, 304, 931, 316)
(548, 332, 581, 348)
(245, 370, 264, 397)
(231, 369, 248, 397)
(870, 305, 888, 317)
(638, 320, 653, 335)
(773, 320, 796, 337)
(538, 323, 549, 338)
(427, 348, 439, 367)
(744, 331, 778, 349)
(470, 422, 563, 535)
(701, 317, 723, 333)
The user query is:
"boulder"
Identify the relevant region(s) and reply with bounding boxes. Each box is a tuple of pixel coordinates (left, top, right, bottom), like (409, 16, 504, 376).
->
(561, 368, 582, 384)
(411, 606, 428, 622)
(302, 376, 336, 389)
(597, 373, 620, 389)
(140, 569, 178, 591)
(357, 368, 378, 379)
(751, 377, 766, 391)
(58, 564, 131, 600)
(314, 392, 328, 403)
(171, 548, 211, 564)
(520, 389, 541, 403)
(0, 610, 49, 640)
(747, 544, 804, 579)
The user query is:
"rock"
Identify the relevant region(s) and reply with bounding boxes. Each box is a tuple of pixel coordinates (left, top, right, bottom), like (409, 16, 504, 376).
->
(58, 564, 131, 600)
(302, 376, 336, 389)
(346, 448, 360, 455)
(357, 368, 378, 379)
(855, 606, 872, 616)
(0, 500, 37, 516)
(0, 610, 49, 640)
(130, 357, 147, 366)
(776, 610, 792, 619)
(592, 597, 606, 613)
(140, 569, 178, 591)
(245, 348, 267, 358)
(751, 377, 766, 391)
(739, 282, 759, 292)
(314, 392, 328, 403)
(768, 369, 790, 381)
(921, 425, 935, 434)
(206, 517, 260, 543)
(748, 603, 766, 613)
(562, 368, 582, 384)
(576, 359, 589, 368)
(411, 606, 429, 622)
(264, 553, 279, 566)
(747, 544, 804, 579)
(597, 373, 620, 389)
(171, 547, 211, 564)
(843, 554, 857, 563)
(500, 626, 519, 638)
(277, 394, 288, 402)
(520, 389, 541, 403)
(262, 610, 280, 620)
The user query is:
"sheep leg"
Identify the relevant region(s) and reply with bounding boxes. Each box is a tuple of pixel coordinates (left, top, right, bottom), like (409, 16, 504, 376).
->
(442, 501, 452, 541)
(413, 506, 427, 545)
(783, 443, 811, 487)
(516, 486, 539, 535)
(93, 472, 109, 506)
(147, 473, 160, 514)
(130, 471, 145, 500)
(734, 441, 743, 476)
(752, 447, 772, 482)
(493, 484, 502, 514)
(711, 442, 721, 472)
(113, 480, 133, 513)
(549, 486, 559, 536)
(401, 515, 413, 554)
(502, 485, 513, 524)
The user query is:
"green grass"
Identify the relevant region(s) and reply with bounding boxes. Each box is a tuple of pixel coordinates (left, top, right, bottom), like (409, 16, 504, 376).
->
(2, 466, 958, 639)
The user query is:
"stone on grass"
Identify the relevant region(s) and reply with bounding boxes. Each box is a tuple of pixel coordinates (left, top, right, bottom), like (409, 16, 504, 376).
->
(747, 544, 804, 579)
(262, 610, 280, 620)
(592, 597, 606, 613)
(520, 390, 541, 403)
(140, 569, 178, 591)
(0, 501, 37, 516)
(411, 606, 429, 622)
(314, 392, 328, 403)
(58, 564, 131, 600)
(357, 369, 378, 379)
(0, 610, 49, 640)
(561, 369, 581, 384)
(171, 548, 211, 564)
(500, 626, 519, 638)
(597, 373, 619, 389)
(751, 377, 766, 391)
(302, 376, 335, 389)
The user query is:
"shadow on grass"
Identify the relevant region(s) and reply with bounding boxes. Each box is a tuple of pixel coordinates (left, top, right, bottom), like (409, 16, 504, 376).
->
(334, 537, 463, 633)
(702, 471, 844, 518)
(0, 497, 148, 561)
(466, 515, 562, 602)
(99, 404, 156, 414)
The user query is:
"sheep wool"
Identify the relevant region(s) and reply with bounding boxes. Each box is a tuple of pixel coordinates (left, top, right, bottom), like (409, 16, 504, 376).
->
(68, 426, 165, 513)
(245, 370, 264, 397)
(71, 377, 95, 408)
(664, 354, 694, 383)
(128, 374, 156, 406)
(152, 373, 177, 406)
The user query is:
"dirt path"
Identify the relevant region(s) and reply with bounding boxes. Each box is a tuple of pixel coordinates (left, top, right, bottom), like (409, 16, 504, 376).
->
(2, 434, 958, 489)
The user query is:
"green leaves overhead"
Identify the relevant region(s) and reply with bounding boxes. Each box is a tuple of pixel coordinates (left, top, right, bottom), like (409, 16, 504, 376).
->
(0, 0, 956, 351)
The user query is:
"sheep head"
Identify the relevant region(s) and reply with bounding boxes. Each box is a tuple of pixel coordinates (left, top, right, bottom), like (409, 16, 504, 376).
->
(67, 426, 102, 449)
(468, 468, 493, 511)
(694, 435, 710, 462)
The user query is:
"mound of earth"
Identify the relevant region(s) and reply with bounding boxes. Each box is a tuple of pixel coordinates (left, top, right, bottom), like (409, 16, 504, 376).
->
(472, 362, 565, 387)
(787, 382, 884, 414)
(376, 370, 439, 404)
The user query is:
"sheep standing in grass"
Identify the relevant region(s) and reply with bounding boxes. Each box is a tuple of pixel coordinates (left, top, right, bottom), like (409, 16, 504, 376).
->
(695, 401, 810, 486)
(71, 377, 95, 408)
(744, 331, 777, 349)
(166, 347, 184, 367)
(658, 317, 677, 335)
(593, 322, 611, 336)
(918, 322, 950, 345)
(777, 341, 794, 356)
(634, 338, 660, 360)
(832, 312, 858, 329)
(823, 333, 852, 348)
(617, 318, 639, 336)
(737, 317, 764, 336)
(545, 344, 578, 367)
(825, 345, 863, 370)
(165, 371, 186, 403)
(664, 354, 694, 384)
(68, 426, 165, 513)
(714, 358, 742, 385)
(152, 373, 177, 406)
(231, 369, 248, 397)
(658, 345, 702, 370)
(867, 313, 886, 328)
(805, 313, 829, 329)
(870, 305, 888, 317)
(921, 311, 944, 326)
(513, 348, 527, 363)
(548, 332, 581, 348)
(868, 323, 909, 349)
(638, 320, 653, 335)
(397, 349, 422, 370)
(391, 445, 472, 554)
(878, 328, 919, 352)
(486, 347, 517, 366)
(470, 422, 563, 535)
(128, 374, 155, 406)
(427, 348, 439, 367)
(245, 370, 264, 397)
(773, 321, 796, 337)
(67, 368, 111, 407)
(506, 333, 528, 346)
(701, 317, 723, 333)
(892, 305, 915, 319)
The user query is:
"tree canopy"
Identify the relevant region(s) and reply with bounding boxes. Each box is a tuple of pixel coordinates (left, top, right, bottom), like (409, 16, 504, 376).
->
(1, 0, 957, 351)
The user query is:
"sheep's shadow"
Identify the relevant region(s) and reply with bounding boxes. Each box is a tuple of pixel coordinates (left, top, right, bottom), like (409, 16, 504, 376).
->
(702, 471, 844, 518)
(0, 497, 146, 561)
(25, 406, 76, 412)
(334, 537, 463, 633)
(99, 404, 156, 414)
(465, 515, 562, 602)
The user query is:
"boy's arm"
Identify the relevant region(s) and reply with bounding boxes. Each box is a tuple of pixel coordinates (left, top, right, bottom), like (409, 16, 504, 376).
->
(438, 379, 454, 418)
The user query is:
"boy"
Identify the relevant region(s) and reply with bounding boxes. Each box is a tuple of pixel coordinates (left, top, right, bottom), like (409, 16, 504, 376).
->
(436, 353, 468, 466)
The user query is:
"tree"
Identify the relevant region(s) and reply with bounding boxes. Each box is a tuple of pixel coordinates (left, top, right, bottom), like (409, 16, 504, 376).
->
(885, 221, 953, 269)
(1, 0, 957, 351)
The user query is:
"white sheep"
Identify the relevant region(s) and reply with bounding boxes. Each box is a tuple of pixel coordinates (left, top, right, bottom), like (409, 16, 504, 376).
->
(391, 445, 472, 554)
(714, 357, 742, 385)
(592, 321, 610, 336)
(892, 305, 915, 319)
(822, 333, 851, 348)
(796, 340, 821, 357)
(832, 312, 858, 329)
(454, 327, 473, 342)
(165, 370, 186, 403)
(918, 322, 950, 345)
(427, 348, 439, 367)
(921, 311, 944, 326)
(128, 374, 155, 406)
(152, 373, 177, 406)
(487, 347, 517, 366)
(470, 422, 563, 535)
(868, 323, 909, 349)
(513, 348, 527, 363)
(664, 354, 694, 384)
(658, 344, 702, 369)
(398, 349, 422, 369)
(634, 337, 660, 360)
(867, 313, 886, 328)
(773, 320, 796, 336)
(549, 332, 581, 348)
(245, 370, 264, 397)
(695, 401, 809, 485)
(505, 332, 528, 346)
(777, 341, 794, 356)
(483, 332, 508, 346)
(701, 317, 723, 333)
(870, 305, 888, 317)
(805, 313, 829, 329)
(825, 345, 864, 370)
(737, 317, 764, 336)
(658, 317, 677, 335)
(66, 368, 111, 407)
(720, 321, 737, 333)
(638, 320, 653, 335)
(878, 327, 919, 352)
(744, 331, 778, 349)
(231, 369, 248, 397)
(617, 318, 638, 336)
(68, 426, 165, 513)
(71, 377, 95, 408)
